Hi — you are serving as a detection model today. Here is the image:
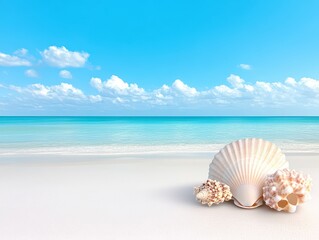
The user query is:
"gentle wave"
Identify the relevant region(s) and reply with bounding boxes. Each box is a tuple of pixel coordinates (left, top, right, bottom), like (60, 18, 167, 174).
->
(2, 143, 319, 155)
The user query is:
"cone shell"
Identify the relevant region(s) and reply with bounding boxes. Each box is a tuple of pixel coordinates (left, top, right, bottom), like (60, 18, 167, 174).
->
(263, 168, 312, 213)
(208, 138, 289, 209)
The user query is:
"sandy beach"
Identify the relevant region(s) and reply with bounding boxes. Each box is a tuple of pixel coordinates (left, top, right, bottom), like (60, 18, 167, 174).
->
(0, 152, 318, 240)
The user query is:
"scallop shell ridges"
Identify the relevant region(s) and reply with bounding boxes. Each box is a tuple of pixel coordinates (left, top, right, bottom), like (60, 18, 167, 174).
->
(208, 138, 289, 209)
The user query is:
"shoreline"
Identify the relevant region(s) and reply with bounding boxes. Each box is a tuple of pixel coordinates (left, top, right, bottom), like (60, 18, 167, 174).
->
(1, 150, 319, 158)
(0, 151, 318, 168)
(2, 143, 319, 156)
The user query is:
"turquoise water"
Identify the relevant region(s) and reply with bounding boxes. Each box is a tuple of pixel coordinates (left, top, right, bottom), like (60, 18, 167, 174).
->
(1, 116, 319, 154)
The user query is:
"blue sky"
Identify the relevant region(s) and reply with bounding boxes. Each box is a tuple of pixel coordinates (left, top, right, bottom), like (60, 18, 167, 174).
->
(1, 0, 319, 115)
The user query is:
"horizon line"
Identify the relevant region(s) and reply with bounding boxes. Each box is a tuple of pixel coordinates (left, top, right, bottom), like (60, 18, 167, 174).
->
(1, 115, 319, 117)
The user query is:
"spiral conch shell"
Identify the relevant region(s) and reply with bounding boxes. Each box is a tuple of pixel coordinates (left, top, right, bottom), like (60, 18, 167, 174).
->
(263, 168, 312, 213)
(194, 179, 232, 206)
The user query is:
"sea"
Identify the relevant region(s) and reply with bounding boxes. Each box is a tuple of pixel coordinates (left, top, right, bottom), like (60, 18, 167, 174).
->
(1, 116, 319, 154)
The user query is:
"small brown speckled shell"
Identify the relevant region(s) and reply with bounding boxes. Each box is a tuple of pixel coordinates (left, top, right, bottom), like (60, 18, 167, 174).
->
(194, 179, 232, 206)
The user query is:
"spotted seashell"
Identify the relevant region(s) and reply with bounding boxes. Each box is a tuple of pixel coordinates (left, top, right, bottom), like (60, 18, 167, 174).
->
(194, 179, 232, 206)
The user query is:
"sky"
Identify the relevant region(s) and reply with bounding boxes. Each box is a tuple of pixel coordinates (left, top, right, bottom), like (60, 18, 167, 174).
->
(1, 0, 319, 115)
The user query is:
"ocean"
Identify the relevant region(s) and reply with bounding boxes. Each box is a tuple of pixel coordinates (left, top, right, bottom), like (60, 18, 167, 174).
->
(1, 116, 319, 154)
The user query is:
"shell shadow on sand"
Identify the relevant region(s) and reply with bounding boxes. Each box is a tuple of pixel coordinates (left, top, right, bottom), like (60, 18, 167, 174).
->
(163, 184, 199, 206)
(160, 184, 236, 209)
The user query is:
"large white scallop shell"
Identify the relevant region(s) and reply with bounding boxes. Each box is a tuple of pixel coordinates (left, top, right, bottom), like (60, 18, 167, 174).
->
(208, 138, 289, 209)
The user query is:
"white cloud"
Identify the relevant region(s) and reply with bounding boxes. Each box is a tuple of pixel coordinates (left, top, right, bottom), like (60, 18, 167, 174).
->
(89, 95, 102, 103)
(29, 83, 50, 97)
(161, 84, 170, 91)
(105, 75, 131, 94)
(151, 84, 173, 105)
(172, 79, 198, 97)
(25, 69, 38, 78)
(112, 97, 126, 104)
(244, 84, 254, 92)
(227, 74, 245, 88)
(41, 46, 89, 68)
(59, 70, 72, 79)
(32, 83, 85, 100)
(0, 52, 31, 66)
(90, 77, 103, 91)
(299, 77, 319, 92)
(256, 81, 272, 92)
(90, 75, 145, 96)
(285, 77, 297, 87)
(203, 75, 319, 106)
(213, 85, 241, 97)
(10, 82, 85, 101)
(90, 76, 199, 105)
(239, 64, 251, 70)
(105, 75, 145, 95)
(51, 83, 85, 99)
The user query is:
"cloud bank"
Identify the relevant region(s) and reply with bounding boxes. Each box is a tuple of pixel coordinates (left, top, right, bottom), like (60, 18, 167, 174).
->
(2, 72, 319, 115)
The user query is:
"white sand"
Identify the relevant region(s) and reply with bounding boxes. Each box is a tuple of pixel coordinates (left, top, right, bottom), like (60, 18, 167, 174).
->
(0, 152, 318, 240)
